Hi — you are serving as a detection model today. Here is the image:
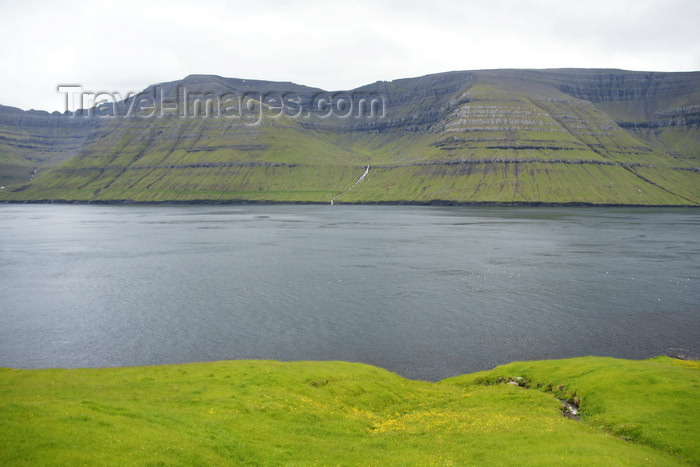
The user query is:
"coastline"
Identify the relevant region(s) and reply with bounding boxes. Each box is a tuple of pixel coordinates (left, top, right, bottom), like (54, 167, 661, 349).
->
(2, 199, 698, 208)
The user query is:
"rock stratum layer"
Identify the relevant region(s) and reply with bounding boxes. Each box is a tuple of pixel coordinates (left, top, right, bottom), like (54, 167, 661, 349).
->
(1, 69, 698, 205)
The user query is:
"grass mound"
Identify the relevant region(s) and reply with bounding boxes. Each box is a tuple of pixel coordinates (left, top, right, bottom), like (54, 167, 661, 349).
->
(1, 357, 697, 465)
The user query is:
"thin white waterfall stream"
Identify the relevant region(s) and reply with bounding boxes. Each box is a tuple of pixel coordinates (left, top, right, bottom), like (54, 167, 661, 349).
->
(331, 165, 369, 205)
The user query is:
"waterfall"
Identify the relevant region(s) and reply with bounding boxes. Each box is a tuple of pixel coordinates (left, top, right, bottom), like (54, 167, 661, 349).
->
(331, 165, 370, 205)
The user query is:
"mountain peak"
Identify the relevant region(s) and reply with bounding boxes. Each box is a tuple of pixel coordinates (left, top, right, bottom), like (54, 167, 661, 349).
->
(0, 68, 698, 205)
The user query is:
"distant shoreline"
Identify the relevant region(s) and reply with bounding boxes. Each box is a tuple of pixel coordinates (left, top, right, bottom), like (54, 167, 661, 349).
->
(1, 199, 698, 208)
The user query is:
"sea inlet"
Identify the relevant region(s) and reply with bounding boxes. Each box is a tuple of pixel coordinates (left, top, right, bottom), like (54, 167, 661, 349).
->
(0, 204, 697, 381)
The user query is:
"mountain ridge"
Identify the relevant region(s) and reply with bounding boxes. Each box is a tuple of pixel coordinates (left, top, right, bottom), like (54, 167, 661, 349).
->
(0, 68, 698, 205)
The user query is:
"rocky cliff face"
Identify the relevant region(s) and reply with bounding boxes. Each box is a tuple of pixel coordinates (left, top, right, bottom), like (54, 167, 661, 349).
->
(0, 105, 97, 186)
(0, 69, 698, 205)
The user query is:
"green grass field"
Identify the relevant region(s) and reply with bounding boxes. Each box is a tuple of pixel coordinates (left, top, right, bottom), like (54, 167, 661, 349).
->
(1, 356, 697, 465)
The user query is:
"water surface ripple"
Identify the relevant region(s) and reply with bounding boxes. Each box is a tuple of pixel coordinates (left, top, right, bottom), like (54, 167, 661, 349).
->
(0, 205, 697, 380)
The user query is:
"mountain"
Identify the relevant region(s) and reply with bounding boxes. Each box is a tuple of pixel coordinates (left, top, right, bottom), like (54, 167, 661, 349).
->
(0, 104, 97, 188)
(1, 69, 698, 205)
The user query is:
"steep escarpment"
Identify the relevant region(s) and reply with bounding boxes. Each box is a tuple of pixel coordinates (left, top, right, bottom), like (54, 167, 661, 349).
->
(0, 105, 97, 187)
(528, 69, 700, 162)
(0, 69, 698, 205)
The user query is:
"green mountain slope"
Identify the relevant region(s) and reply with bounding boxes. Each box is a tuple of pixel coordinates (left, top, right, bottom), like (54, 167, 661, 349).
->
(0, 105, 97, 187)
(1, 357, 698, 465)
(1, 69, 698, 205)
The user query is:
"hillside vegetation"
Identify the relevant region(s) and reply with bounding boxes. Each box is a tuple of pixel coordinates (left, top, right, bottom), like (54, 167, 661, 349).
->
(1, 356, 698, 465)
(0, 69, 698, 205)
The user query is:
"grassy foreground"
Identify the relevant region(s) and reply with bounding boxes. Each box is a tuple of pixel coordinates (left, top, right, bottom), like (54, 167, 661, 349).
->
(1, 356, 697, 465)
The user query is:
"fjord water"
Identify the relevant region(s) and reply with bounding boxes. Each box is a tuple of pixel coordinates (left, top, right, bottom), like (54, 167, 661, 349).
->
(0, 205, 697, 381)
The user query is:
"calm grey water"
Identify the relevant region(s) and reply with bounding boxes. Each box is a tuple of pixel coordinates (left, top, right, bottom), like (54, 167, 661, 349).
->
(0, 204, 698, 380)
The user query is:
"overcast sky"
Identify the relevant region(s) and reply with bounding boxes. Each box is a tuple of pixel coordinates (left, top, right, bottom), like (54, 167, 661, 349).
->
(1, 0, 698, 112)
